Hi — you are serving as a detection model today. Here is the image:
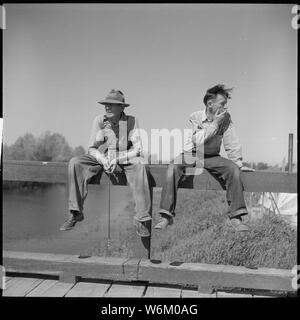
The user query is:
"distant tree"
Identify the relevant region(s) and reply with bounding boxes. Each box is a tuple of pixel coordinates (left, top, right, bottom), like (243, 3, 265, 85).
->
(34, 131, 74, 162)
(3, 143, 11, 159)
(3, 132, 86, 189)
(4, 133, 37, 160)
(4, 132, 96, 163)
(73, 146, 86, 157)
(242, 161, 253, 168)
(256, 162, 269, 170)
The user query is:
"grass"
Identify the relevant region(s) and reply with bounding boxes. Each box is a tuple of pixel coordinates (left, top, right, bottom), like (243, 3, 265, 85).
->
(150, 189, 297, 269)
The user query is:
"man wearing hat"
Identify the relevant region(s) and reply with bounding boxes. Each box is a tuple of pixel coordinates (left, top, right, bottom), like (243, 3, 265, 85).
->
(60, 89, 152, 237)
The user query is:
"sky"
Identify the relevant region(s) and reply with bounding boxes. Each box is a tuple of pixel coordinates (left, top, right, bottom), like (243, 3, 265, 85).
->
(3, 4, 297, 165)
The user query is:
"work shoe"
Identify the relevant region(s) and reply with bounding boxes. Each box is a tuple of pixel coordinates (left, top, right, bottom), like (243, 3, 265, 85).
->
(60, 211, 84, 231)
(226, 216, 250, 232)
(133, 219, 150, 237)
(154, 214, 174, 230)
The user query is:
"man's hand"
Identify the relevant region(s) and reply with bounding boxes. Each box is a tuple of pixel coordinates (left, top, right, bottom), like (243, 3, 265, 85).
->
(213, 109, 227, 125)
(214, 110, 231, 135)
(108, 157, 118, 174)
(240, 166, 255, 172)
(96, 153, 110, 171)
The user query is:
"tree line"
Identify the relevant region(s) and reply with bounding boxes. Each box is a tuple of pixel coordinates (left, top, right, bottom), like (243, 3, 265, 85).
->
(3, 131, 86, 162)
(3, 131, 86, 189)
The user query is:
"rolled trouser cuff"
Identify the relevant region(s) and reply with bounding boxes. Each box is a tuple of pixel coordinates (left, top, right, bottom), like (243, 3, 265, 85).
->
(158, 209, 175, 218)
(134, 214, 152, 222)
(69, 204, 83, 214)
(228, 208, 248, 219)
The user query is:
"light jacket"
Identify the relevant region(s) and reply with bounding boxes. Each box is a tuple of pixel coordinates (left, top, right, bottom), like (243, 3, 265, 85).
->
(183, 109, 243, 168)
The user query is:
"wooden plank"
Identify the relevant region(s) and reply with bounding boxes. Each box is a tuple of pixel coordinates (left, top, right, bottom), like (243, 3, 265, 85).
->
(144, 285, 181, 297)
(4, 276, 12, 284)
(181, 289, 217, 298)
(5, 269, 61, 278)
(65, 282, 110, 297)
(4, 251, 296, 294)
(123, 259, 141, 280)
(137, 259, 296, 293)
(38, 281, 75, 297)
(216, 291, 253, 298)
(2, 276, 12, 290)
(4, 251, 132, 282)
(104, 283, 145, 297)
(3, 160, 297, 193)
(26, 279, 59, 297)
(3, 277, 43, 296)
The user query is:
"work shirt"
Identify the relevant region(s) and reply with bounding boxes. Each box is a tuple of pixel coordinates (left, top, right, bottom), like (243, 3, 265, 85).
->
(183, 109, 243, 168)
(88, 111, 143, 162)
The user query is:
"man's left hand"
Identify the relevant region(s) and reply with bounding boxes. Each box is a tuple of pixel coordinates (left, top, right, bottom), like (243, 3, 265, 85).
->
(240, 166, 255, 172)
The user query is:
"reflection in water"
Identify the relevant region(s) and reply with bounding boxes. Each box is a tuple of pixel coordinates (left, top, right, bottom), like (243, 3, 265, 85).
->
(3, 184, 137, 256)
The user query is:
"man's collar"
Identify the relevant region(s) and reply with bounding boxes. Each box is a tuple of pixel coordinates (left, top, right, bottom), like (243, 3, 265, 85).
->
(201, 109, 208, 122)
(202, 109, 213, 122)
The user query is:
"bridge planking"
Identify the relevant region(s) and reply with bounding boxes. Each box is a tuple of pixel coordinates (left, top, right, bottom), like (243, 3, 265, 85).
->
(4, 274, 274, 297)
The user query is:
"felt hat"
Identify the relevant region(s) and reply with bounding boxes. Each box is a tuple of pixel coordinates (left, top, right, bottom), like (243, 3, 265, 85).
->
(98, 89, 130, 107)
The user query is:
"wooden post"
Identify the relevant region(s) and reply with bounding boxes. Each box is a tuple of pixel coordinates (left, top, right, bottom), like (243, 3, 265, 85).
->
(288, 133, 293, 173)
(148, 186, 153, 259)
(133, 181, 153, 259)
(281, 157, 286, 172)
(106, 173, 111, 256)
(249, 162, 254, 213)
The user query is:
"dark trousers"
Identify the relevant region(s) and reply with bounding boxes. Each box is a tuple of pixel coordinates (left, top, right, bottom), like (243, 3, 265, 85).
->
(159, 153, 248, 219)
(68, 154, 152, 222)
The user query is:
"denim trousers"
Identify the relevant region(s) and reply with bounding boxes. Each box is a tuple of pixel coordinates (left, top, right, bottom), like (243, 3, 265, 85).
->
(68, 154, 152, 222)
(159, 153, 248, 219)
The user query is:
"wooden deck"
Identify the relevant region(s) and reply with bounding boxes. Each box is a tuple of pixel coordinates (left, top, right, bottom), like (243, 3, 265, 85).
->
(3, 275, 281, 297)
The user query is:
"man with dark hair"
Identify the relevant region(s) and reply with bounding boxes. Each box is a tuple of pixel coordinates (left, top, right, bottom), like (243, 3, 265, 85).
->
(154, 84, 254, 232)
(59, 89, 152, 237)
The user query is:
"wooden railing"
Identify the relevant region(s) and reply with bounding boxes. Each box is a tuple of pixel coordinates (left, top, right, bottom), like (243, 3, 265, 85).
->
(3, 160, 297, 192)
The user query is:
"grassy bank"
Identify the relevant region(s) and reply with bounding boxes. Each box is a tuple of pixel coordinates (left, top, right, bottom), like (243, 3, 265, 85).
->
(150, 189, 297, 269)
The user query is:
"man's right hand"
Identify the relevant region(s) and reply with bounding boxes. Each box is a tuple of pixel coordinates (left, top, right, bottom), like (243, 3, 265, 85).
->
(96, 153, 110, 171)
(213, 109, 227, 125)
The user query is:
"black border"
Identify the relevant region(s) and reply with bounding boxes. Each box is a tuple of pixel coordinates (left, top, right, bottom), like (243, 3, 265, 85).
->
(0, 1, 299, 317)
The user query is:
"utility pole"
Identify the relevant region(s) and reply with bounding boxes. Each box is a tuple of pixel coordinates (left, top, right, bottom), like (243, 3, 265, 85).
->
(288, 133, 293, 173)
